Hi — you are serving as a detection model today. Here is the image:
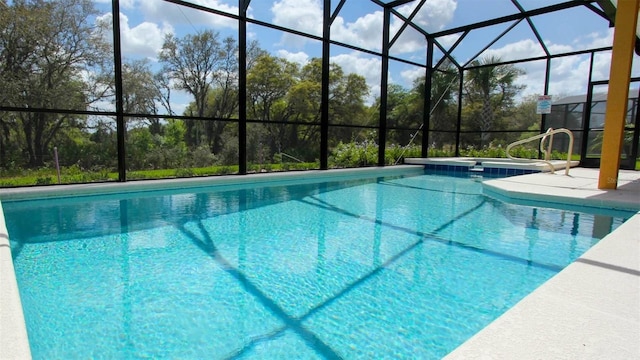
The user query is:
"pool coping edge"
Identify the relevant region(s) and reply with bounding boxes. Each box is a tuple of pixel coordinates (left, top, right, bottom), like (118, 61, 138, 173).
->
(0, 200, 32, 360)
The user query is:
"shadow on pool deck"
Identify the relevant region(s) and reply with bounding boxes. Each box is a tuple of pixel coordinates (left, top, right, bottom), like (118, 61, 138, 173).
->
(445, 168, 640, 359)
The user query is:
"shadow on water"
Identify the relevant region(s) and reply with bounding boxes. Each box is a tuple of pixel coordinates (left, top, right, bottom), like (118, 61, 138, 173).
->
(300, 196, 563, 272)
(178, 220, 342, 360)
(180, 190, 565, 358)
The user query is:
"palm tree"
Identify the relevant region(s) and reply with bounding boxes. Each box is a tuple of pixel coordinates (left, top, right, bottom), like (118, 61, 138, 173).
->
(465, 56, 524, 146)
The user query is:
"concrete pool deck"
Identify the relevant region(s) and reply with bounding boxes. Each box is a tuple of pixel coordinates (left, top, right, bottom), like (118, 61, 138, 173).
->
(446, 168, 640, 359)
(0, 166, 638, 359)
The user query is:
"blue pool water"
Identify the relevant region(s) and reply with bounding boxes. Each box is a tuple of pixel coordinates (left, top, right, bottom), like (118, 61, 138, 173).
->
(4, 172, 633, 359)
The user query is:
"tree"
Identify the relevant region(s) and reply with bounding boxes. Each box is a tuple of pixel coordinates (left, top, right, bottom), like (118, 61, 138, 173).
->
(121, 59, 164, 134)
(422, 62, 459, 148)
(0, 0, 111, 167)
(247, 54, 298, 121)
(291, 58, 368, 148)
(246, 54, 299, 161)
(246, 56, 369, 162)
(202, 36, 238, 154)
(464, 56, 524, 146)
(159, 30, 230, 148)
(511, 95, 540, 134)
(153, 70, 176, 117)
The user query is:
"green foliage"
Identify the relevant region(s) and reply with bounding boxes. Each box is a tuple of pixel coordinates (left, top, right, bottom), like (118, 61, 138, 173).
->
(189, 145, 217, 168)
(1, 139, 585, 187)
(0, 0, 110, 167)
(384, 143, 422, 164)
(457, 143, 573, 160)
(330, 141, 424, 167)
(0, 164, 116, 186)
(460, 145, 507, 158)
(427, 147, 455, 157)
(246, 161, 319, 173)
(35, 177, 52, 185)
(462, 56, 526, 147)
(175, 168, 195, 177)
(213, 166, 233, 175)
(330, 141, 378, 167)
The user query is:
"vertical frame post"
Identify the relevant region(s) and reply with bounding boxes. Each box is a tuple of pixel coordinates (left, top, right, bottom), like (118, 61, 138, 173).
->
(238, 0, 249, 174)
(581, 52, 596, 163)
(378, 7, 391, 166)
(112, 0, 126, 181)
(422, 39, 433, 157)
(455, 67, 464, 157)
(321, 0, 331, 170)
(538, 57, 551, 159)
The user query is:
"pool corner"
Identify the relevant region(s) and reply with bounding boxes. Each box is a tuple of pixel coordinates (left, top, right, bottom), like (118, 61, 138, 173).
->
(443, 213, 640, 359)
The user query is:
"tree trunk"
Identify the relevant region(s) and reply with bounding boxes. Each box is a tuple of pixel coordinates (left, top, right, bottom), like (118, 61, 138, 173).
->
(480, 95, 494, 147)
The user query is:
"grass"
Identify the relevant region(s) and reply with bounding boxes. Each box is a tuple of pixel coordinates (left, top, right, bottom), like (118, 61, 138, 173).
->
(1, 151, 637, 187)
(0, 162, 319, 187)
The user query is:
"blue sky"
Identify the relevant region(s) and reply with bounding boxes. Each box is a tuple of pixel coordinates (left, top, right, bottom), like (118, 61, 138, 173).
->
(91, 0, 640, 112)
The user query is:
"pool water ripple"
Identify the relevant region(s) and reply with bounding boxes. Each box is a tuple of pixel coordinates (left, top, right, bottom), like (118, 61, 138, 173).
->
(5, 173, 633, 359)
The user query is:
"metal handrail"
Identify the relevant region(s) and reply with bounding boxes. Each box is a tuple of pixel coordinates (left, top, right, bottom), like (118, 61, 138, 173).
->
(506, 128, 574, 175)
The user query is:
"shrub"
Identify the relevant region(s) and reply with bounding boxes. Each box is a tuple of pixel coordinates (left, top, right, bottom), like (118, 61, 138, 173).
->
(175, 168, 195, 178)
(35, 177, 52, 185)
(189, 145, 217, 168)
(330, 141, 378, 168)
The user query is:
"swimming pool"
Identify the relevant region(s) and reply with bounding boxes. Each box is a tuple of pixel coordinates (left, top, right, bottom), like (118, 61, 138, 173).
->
(3, 169, 633, 359)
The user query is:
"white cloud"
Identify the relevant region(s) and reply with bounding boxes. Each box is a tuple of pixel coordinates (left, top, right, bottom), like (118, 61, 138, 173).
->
(332, 11, 384, 51)
(134, 0, 240, 29)
(397, 0, 456, 32)
(389, 0, 456, 53)
(270, 0, 456, 54)
(330, 53, 383, 104)
(97, 12, 173, 59)
(582, 28, 614, 48)
(513, 52, 620, 100)
(94, 0, 136, 9)
(277, 50, 310, 66)
(481, 39, 546, 62)
(400, 67, 424, 87)
(271, 0, 323, 37)
(590, 51, 613, 81)
(474, 30, 626, 100)
(437, 33, 462, 49)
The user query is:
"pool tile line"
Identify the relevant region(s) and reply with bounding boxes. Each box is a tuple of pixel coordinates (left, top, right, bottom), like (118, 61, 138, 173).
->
(377, 179, 481, 196)
(221, 325, 289, 360)
(300, 235, 425, 322)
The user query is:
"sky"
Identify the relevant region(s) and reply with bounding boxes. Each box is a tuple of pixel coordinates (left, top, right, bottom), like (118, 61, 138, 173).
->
(91, 0, 640, 113)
